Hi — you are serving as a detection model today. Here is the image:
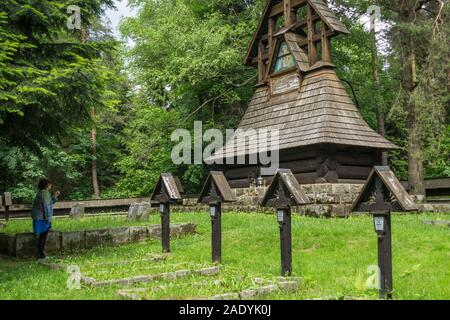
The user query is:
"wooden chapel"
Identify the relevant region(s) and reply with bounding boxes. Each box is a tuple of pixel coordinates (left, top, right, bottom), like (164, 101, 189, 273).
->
(207, 0, 398, 188)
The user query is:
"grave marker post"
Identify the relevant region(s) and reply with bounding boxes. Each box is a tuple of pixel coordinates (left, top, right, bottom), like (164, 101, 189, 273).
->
(150, 173, 183, 253)
(198, 172, 236, 263)
(3, 192, 12, 221)
(352, 166, 418, 299)
(261, 169, 310, 276)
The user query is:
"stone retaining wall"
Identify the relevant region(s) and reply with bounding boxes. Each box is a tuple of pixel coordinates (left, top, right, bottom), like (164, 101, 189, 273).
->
(0, 223, 196, 258)
(180, 184, 365, 217)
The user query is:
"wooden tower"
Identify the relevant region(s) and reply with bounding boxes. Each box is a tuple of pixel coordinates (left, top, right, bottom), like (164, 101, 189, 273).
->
(208, 0, 398, 188)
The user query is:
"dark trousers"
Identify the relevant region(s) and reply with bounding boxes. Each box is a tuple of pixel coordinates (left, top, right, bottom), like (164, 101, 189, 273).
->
(37, 231, 49, 259)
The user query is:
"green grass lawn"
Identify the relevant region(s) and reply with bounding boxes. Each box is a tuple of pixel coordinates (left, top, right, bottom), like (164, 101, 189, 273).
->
(0, 212, 449, 300)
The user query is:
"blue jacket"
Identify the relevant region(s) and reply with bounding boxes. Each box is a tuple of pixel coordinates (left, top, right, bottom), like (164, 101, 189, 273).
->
(31, 190, 57, 223)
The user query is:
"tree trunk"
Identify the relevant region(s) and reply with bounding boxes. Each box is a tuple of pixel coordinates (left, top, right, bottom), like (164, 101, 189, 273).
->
(91, 108, 100, 199)
(82, 27, 101, 199)
(370, 0, 388, 166)
(398, 6, 425, 196)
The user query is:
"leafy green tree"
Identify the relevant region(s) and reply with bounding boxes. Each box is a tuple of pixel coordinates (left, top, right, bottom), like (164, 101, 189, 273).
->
(110, 102, 182, 197)
(0, 0, 127, 201)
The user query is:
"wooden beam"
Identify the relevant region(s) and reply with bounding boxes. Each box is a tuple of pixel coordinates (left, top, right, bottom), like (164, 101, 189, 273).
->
(268, 17, 275, 57)
(306, 3, 317, 66)
(251, 30, 334, 64)
(336, 165, 372, 180)
(300, 30, 333, 47)
(321, 21, 331, 62)
(258, 41, 266, 83)
(284, 0, 297, 26)
(270, 0, 307, 17)
(293, 14, 320, 30)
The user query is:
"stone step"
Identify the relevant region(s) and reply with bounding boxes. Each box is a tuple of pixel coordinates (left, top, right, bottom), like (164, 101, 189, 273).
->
(84, 266, 220, 287)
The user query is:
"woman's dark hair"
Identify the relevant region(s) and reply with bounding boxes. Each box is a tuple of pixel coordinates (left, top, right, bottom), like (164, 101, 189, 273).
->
(38, 178, 52, 190)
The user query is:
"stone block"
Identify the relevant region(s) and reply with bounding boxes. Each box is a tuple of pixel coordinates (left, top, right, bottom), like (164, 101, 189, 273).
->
(339, 194, 354, 204)
(332, 184, 351, 195)
(211, 293, 240, 300)
(108, 227, 130, 245)
(305, 194, 317, 204)
(15, 233, 37, 258)
(182, 198, 197, 206)
(70, 203, 85, 219)
(196, 266, 220, 276)
(304, 205, 332, 217)
(180, 223, 197, 235)
(127, 202, 153, 221)
(300, 184, 314, 194)
(257, 285, 279, 295)
(173, 269, 191, 279)
(350, 184, 364, 195)
(234, 188, 245, 198)
(240, 289, 258, 299)
(255, 187, 268, 198)
(127, 204, 139, 220)
(147, 225, 161, 239)
(315, 193, 338, 204)
(85, 229, 113, 249)
(313, 184, 333, 194)
(331, 205, 351, 217)
(278, 281, 299, 292)
(46, 231, 62, 252)
(129, 226, 148, 242)
(169, 224, 182, 237)
(62, 231, 85, 251)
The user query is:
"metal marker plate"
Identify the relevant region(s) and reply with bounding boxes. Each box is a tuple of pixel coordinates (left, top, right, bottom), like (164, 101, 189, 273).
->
(374, 216, 385, 232)
(160, 204, 165, 214)
(210, 206, 216, 217)
(277, 210, 284, 223)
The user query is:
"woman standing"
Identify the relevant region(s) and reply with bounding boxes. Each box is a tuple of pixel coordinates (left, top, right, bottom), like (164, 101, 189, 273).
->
(31, 178, 60, 260)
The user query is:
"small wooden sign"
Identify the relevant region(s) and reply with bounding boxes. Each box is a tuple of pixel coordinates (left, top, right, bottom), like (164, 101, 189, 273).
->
(3, 192, 12, 207)
(198, 171, 236, 205)
(261, 169, 310, 208)
(150, 173, 183, 204)
(352, 166, 418, 213)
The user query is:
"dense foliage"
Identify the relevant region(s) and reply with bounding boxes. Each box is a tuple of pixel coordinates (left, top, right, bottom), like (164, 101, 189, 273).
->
(0, 0, 448, 201)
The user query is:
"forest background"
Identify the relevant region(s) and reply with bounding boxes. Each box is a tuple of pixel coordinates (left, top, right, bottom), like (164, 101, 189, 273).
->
(0, 0, 448, 202)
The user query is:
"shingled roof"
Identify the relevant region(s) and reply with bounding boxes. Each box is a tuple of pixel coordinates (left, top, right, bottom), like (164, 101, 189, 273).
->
(245, 0, 349, 65)
(308, 0, 349, 34)
(208, 66, 398, 162)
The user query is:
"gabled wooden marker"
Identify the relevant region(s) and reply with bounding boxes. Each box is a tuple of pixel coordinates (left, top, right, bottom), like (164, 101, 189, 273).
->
(352, 166, 418, 299)
(198, 172, 236, 263)
(261, 169, 310, 276)
(151, 173, 183, 253)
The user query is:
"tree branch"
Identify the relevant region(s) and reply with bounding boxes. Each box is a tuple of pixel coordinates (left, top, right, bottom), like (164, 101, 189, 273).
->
(185, 75, 257, 121)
